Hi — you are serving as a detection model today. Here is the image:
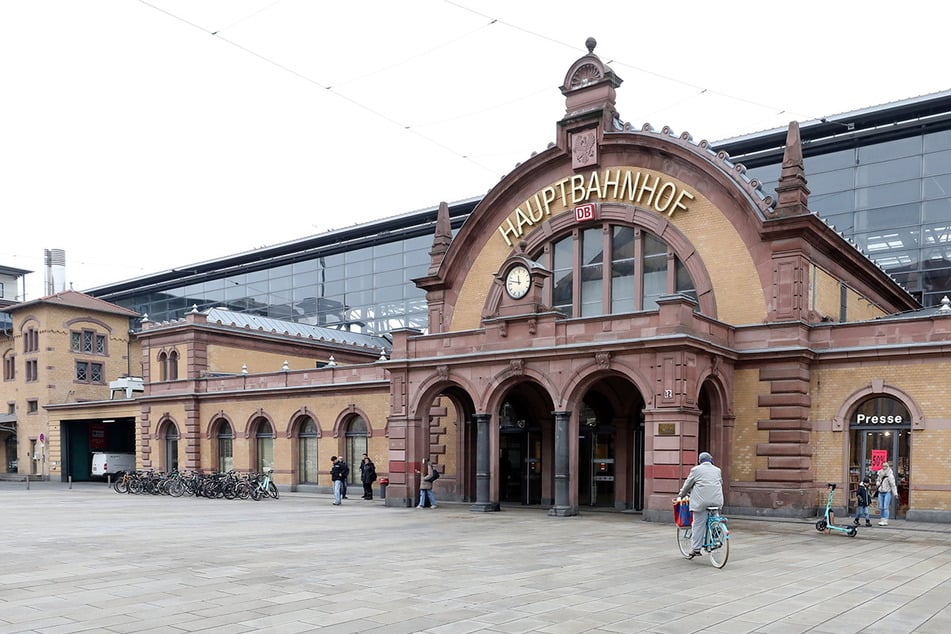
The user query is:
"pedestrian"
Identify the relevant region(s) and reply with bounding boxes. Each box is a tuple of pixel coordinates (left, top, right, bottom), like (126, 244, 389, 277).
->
(339, 457, 350, 499)
(676, 451, 724, 559)
(360, 453, 377, 500)
(330, 456, 347, 505)
(876, 461, 898, 526)
(416, 457, 438, 509)
(854, 477, 872, 527)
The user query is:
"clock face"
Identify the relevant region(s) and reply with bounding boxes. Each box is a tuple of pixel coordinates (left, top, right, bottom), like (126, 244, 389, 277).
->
(505, 265, 531, 299)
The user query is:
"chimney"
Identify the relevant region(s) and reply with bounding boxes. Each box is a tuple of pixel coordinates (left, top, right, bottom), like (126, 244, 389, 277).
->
(44, 248, 66, 295)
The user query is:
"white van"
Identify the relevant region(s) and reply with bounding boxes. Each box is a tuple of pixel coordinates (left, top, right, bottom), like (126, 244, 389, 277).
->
(91, 452, 136, 478)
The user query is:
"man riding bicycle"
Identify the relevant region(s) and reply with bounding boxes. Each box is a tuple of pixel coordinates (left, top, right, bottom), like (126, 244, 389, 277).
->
(677, 451, 724, 559)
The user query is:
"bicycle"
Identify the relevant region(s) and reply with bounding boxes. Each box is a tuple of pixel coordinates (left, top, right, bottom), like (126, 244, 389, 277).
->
(677, 506, 730, 568)
(251, 467, 279, 500)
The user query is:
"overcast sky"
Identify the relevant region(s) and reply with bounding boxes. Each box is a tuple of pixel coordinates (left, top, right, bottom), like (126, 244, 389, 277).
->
(2, 0, 948, 300)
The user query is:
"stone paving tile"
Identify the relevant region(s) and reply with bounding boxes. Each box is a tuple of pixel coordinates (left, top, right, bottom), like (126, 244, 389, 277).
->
(3, 483, 951, 633)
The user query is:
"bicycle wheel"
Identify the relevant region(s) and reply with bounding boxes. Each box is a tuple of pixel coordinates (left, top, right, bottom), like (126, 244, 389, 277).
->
(114, 476, 129, 494)
(266, 481, 279, 499)
(168, 479, 185, 497)
(677, 525, 693, 557)
(708, 521, 730, 569)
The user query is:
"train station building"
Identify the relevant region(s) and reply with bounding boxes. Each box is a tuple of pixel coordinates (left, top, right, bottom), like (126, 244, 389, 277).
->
(3, 40, 950, 522)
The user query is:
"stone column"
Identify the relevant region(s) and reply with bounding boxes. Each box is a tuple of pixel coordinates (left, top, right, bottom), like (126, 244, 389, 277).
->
(470, 413, 498, 512)
(549, 410, 576, 517)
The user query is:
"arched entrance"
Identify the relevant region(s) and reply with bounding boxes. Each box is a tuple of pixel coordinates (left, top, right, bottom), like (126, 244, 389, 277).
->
(849, 396, 911, 519)
(577, 376, 646, 510)
(496, 381, 554, 507)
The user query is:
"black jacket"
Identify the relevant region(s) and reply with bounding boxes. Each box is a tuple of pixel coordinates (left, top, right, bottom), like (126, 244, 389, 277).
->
(856, 484, 871, 506)
(331, 461, 347, 481)
(360, 460, 377, 483)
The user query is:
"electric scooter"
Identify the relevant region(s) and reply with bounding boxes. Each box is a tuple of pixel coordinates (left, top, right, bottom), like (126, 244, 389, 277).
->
(815, 482, 858, 537)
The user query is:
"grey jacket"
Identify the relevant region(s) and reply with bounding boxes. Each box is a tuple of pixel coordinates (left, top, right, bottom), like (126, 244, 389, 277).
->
(876, 467, 898, 494)
(678, 461, 724, 511)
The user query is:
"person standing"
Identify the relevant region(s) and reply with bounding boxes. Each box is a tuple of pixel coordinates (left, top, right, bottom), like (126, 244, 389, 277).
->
(416, 458, 438, 509)
(677, 451, 724, 559)
(876, 462, 898, 526)
(330, 456, 347, 505)
(339, 457, 350, 499)
(854, 477, 872, 527)
(360, 453, 377, 500)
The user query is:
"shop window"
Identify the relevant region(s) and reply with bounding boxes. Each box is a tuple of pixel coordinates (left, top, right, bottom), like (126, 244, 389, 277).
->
(539, 224, 696, 317)
(298, 417, 319, 484)
(848, 396, 911, 518)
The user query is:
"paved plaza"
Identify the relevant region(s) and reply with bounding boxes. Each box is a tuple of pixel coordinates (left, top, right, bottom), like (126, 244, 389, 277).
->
(1, 480, 949, 634)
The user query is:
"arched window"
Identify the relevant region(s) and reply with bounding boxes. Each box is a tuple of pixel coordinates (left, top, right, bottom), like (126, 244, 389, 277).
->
(298, 417, 319, 484)
(344, 416, 368, 485)
(253, 418, 275, 472)
(168, 350, 179, 380)
(163, 422, 179, 472)
(157, 352, 168, 381)
(540, 224, 696, 318)
(215, 420, 234, 473)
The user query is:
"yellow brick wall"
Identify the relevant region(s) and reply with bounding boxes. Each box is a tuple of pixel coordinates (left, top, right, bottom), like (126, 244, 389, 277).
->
(810, 364, 951, 510)
(730, 368, 768, 483)
(450, 168, 767, 330)
(206, 344, 329, 375)
(187, 387, 390, 485)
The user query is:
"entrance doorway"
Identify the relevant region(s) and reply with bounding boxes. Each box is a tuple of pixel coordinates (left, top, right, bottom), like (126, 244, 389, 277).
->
(848, 396, 911, 519)
(577, 380, 645, 510)
(579, 424, 615, 506)
(499, 428, 542, 505)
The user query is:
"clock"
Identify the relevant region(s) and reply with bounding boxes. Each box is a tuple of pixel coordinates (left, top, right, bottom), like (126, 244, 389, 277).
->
(504, 264, 531, 299)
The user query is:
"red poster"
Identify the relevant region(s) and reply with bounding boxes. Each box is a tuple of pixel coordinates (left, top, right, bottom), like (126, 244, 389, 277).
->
(870, 449, 888, 471)
(90, 423, 106, 450)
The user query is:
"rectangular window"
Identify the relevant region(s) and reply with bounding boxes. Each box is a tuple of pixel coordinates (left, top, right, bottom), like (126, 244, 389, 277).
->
(27, 399, 38, 413)
(25, 359, 38, 382)
(75, 361, 105, 384)
(82, 331, 93, 353)
(71, 331, 81, 351)
(96, 334, 106, 354)
(2, 355, 13, 381)
(23, 328, 39, 353)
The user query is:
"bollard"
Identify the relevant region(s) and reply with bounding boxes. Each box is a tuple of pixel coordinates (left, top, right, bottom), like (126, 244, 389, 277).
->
(26, 474, 30, 490)
(107, 475, 111, 489)
(69, 475, 73, 490)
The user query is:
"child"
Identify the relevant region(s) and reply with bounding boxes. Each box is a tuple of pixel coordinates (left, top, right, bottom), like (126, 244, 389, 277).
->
(854, 477, 872, 527)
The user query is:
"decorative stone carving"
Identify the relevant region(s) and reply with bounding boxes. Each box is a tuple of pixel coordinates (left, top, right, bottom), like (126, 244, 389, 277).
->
(595, 351, 610, 369)
(436, 365, 449, 381)
(572, 129, 598, 168)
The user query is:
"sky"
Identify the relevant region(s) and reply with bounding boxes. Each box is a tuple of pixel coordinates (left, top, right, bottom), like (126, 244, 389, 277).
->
(2, 0, 948, 301)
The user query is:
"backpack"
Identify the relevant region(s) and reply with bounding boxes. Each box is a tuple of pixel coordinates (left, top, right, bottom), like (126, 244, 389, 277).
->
(429, 466, 440, 481)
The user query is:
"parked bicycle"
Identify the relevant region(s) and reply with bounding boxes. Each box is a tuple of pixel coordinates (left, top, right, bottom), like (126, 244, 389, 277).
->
(251, 467, 279, 500)
(677, 506, 730, 568)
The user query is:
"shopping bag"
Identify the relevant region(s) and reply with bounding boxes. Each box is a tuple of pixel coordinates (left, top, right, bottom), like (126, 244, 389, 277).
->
(673, 497, 693, 527)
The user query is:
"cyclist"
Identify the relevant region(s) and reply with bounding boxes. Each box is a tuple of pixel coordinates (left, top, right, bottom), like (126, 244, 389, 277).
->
(677, 451, 724, 559)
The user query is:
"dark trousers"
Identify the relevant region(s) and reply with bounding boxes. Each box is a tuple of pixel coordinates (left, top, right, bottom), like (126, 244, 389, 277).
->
(363, 482, 373, 499)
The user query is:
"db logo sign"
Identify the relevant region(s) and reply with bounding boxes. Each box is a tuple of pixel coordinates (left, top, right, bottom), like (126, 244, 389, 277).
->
(574, 203, 596, 222)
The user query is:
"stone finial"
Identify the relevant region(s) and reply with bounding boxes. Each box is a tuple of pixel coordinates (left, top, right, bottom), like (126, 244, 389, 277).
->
(585, 37, 596, 54)
(327, 355, 337, 367)
(772, 121, 810, 217)
(428, 201, 452, 275)
(939, 296, 951, 312)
